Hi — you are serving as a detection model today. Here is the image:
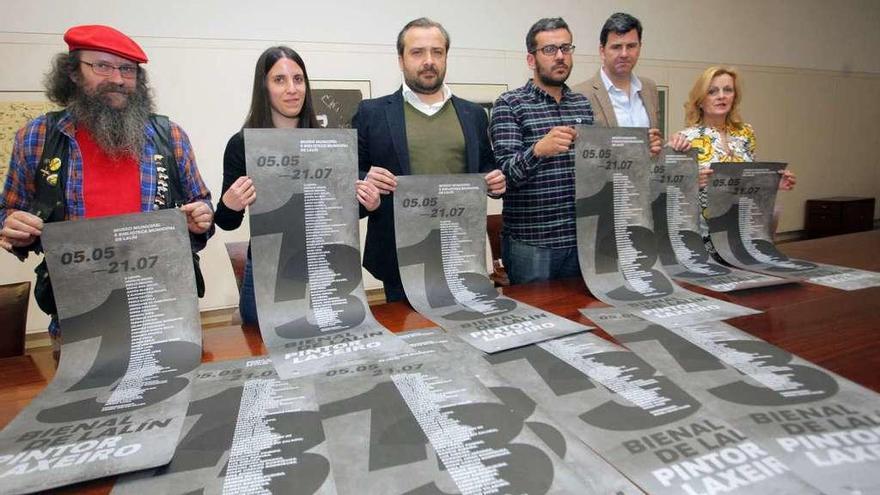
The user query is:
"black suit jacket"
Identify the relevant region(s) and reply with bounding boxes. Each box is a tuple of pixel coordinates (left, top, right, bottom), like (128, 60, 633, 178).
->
(353, 87, 495, 284)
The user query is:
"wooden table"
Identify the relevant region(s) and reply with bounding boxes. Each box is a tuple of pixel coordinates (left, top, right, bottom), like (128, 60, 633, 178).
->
(2, 230, 878, 494)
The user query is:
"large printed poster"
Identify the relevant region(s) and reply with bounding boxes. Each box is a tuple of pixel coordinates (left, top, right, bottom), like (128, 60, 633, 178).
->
(113, 357, 335, 494)
(246, 128, 410, 378)
(707, 162, 880, 290)
(315, 329, 629, 494)
(394, 174, 589, 352)
(574, 126, 758, 326)
(584, 308, 880, 495)
(650, 149, 788, 291)
(0, 210, 201, 494)
(480, 331, 820, 494)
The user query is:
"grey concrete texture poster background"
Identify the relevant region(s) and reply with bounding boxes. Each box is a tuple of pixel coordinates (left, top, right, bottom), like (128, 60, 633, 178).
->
(245, 128, 410, 378)
(0, 210, 201, 494)
(650, 149, 788, 291)
(112, 357, 336, 494)
(486, 321, 821, 495)
(315, 328, 612, 494)
(707, 162, 880, 290)
(394, 174, 589, 353)
(586, 308, 880, 495)
(573, 126, 758, 326)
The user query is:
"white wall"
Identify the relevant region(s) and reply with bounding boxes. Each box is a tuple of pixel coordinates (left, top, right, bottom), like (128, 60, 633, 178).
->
(2, 0, 879, 332)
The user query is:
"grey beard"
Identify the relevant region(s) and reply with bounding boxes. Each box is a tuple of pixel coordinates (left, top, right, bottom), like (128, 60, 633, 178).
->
(68, 82, 154, 159)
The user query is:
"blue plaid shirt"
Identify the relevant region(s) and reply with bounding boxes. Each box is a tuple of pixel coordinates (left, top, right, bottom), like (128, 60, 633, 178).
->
(1, 109, 213, 335)
(490, 80, 593, 249)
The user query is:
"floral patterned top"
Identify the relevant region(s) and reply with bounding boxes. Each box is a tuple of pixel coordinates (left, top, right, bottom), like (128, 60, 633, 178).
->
(681, 123, 756, 166)
(680, 123, 757, 253)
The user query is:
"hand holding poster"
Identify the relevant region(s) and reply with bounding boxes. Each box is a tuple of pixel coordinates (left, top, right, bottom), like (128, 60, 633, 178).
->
(650, 149, 789, 291)
(707, 162, 880, 290)
(394, 174, 589, 353)
(0, 210, 201, 494)
(246, 128, 410, 378)
(574, 126, 758, 326)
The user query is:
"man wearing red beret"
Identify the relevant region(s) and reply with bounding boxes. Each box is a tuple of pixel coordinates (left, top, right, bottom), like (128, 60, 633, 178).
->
(0, 25, 213, 354)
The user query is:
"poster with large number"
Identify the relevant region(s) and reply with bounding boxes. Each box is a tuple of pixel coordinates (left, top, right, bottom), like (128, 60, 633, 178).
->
(246, 128, 410, 378)
(112, 358, 335, 494)
(650, 149, 789, 291)
(574, 126, 758, 326)
(480, 330, 819, 494)
(315, 329, 626, 494)
(584, 308, 880, 495)
(707, 162, 880, 290)
(394, 174, 589, 353)
(0, 210, 202, 494)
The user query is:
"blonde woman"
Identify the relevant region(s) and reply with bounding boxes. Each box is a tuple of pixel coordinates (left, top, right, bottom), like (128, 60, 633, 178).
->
(669, 66, 796, 253)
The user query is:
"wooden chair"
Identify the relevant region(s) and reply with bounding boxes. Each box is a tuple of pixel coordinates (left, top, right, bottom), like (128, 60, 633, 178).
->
(225, 241, 249, 290)
(486, 214, 510, 286)
(0, 281, 31, 357)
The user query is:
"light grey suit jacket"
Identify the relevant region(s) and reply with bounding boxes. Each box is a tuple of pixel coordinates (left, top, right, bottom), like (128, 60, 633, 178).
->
(572, 70, 659, 129)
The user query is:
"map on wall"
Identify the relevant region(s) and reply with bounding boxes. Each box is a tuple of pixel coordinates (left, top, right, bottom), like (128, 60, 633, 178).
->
(0, 95, 58, 186)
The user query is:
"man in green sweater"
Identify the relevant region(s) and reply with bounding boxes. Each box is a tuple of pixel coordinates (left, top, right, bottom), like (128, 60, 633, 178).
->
(353, 17, 506, 302)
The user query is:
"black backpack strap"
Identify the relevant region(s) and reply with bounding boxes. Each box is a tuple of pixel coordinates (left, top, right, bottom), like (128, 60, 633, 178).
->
(31, 111, 70, 315)
(32, 111, 69, 223)
(149, 114, 206, 297)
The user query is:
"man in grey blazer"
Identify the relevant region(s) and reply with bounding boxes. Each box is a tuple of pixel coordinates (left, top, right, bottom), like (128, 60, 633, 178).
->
(573, 13, 661, 143)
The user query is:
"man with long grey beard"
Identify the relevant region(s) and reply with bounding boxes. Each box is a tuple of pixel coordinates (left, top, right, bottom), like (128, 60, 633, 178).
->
(0, 24, 213, 355)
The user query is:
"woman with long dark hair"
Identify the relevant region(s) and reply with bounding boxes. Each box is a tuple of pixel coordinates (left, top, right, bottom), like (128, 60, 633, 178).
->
(215, 46, 379, 325)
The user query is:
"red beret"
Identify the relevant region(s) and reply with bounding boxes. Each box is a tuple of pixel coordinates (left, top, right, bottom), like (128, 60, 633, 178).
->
(63, 25, 148, 63)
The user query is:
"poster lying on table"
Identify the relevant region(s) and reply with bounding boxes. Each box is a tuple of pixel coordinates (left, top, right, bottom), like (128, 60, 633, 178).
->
(707, 162, 880, 290)
(246, 129, 410, 378)
(0, 210, 202, 494)
(315, 328, 622, 494)
(574, 126, 758, 326)
(112, 358, 335, 494)
(650, 149, 789, 291)
(481, 330, 821, 495)
(394, 174, 589, 353)
(584, 308, 880, 495)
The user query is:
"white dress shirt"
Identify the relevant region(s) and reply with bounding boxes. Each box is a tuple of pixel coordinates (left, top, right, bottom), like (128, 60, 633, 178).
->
(402, 81, 453, 116)
(600, 67, 650, 128)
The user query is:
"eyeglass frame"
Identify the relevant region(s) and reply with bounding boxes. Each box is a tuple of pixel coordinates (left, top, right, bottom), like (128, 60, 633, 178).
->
(79, 60, 140, 79)
(530, 44, 576, 56)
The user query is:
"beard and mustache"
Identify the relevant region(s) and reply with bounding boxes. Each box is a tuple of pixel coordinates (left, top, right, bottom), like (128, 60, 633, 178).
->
(404, 64, 446, 95)
(535, 59, 571, 87)
(67, 79, 154, 159)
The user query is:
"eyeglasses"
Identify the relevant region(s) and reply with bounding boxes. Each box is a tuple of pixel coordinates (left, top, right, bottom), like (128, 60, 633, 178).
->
(80, 60, 139, 79)
(532, 44, 575, 56)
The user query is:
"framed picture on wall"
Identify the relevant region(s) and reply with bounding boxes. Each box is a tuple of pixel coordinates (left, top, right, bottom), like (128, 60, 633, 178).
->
(310, 80, 372, 129)
(657, 85, 669, 139)
(0, 92, 58, 186)
(447, 83, 509, 117)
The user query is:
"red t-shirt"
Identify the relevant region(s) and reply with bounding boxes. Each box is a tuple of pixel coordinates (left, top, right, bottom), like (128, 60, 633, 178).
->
(77, 127, 141, 218)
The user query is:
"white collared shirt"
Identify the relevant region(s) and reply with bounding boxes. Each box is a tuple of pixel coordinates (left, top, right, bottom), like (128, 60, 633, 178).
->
(600, 67, 650, 128)
(402, 81, 453, 116)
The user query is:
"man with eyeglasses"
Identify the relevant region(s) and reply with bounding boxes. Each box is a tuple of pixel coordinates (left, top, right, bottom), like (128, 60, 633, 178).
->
(489, 17, 592, 285)
(573, 13, 662, 142)
(0, 24, 213, 356)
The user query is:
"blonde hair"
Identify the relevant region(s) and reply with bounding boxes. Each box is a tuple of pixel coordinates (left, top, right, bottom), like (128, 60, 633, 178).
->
(684, 66, 744, 128)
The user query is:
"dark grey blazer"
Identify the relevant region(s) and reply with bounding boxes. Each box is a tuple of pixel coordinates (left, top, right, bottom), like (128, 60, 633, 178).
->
(352, 87, 495, 284)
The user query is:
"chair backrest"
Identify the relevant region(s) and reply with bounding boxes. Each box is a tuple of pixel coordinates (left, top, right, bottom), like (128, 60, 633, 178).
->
(485, 214, 509, 286)
(486, 214, 503, 263)
(225, 241, 249, 290)
(0, 281, 31, 358)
